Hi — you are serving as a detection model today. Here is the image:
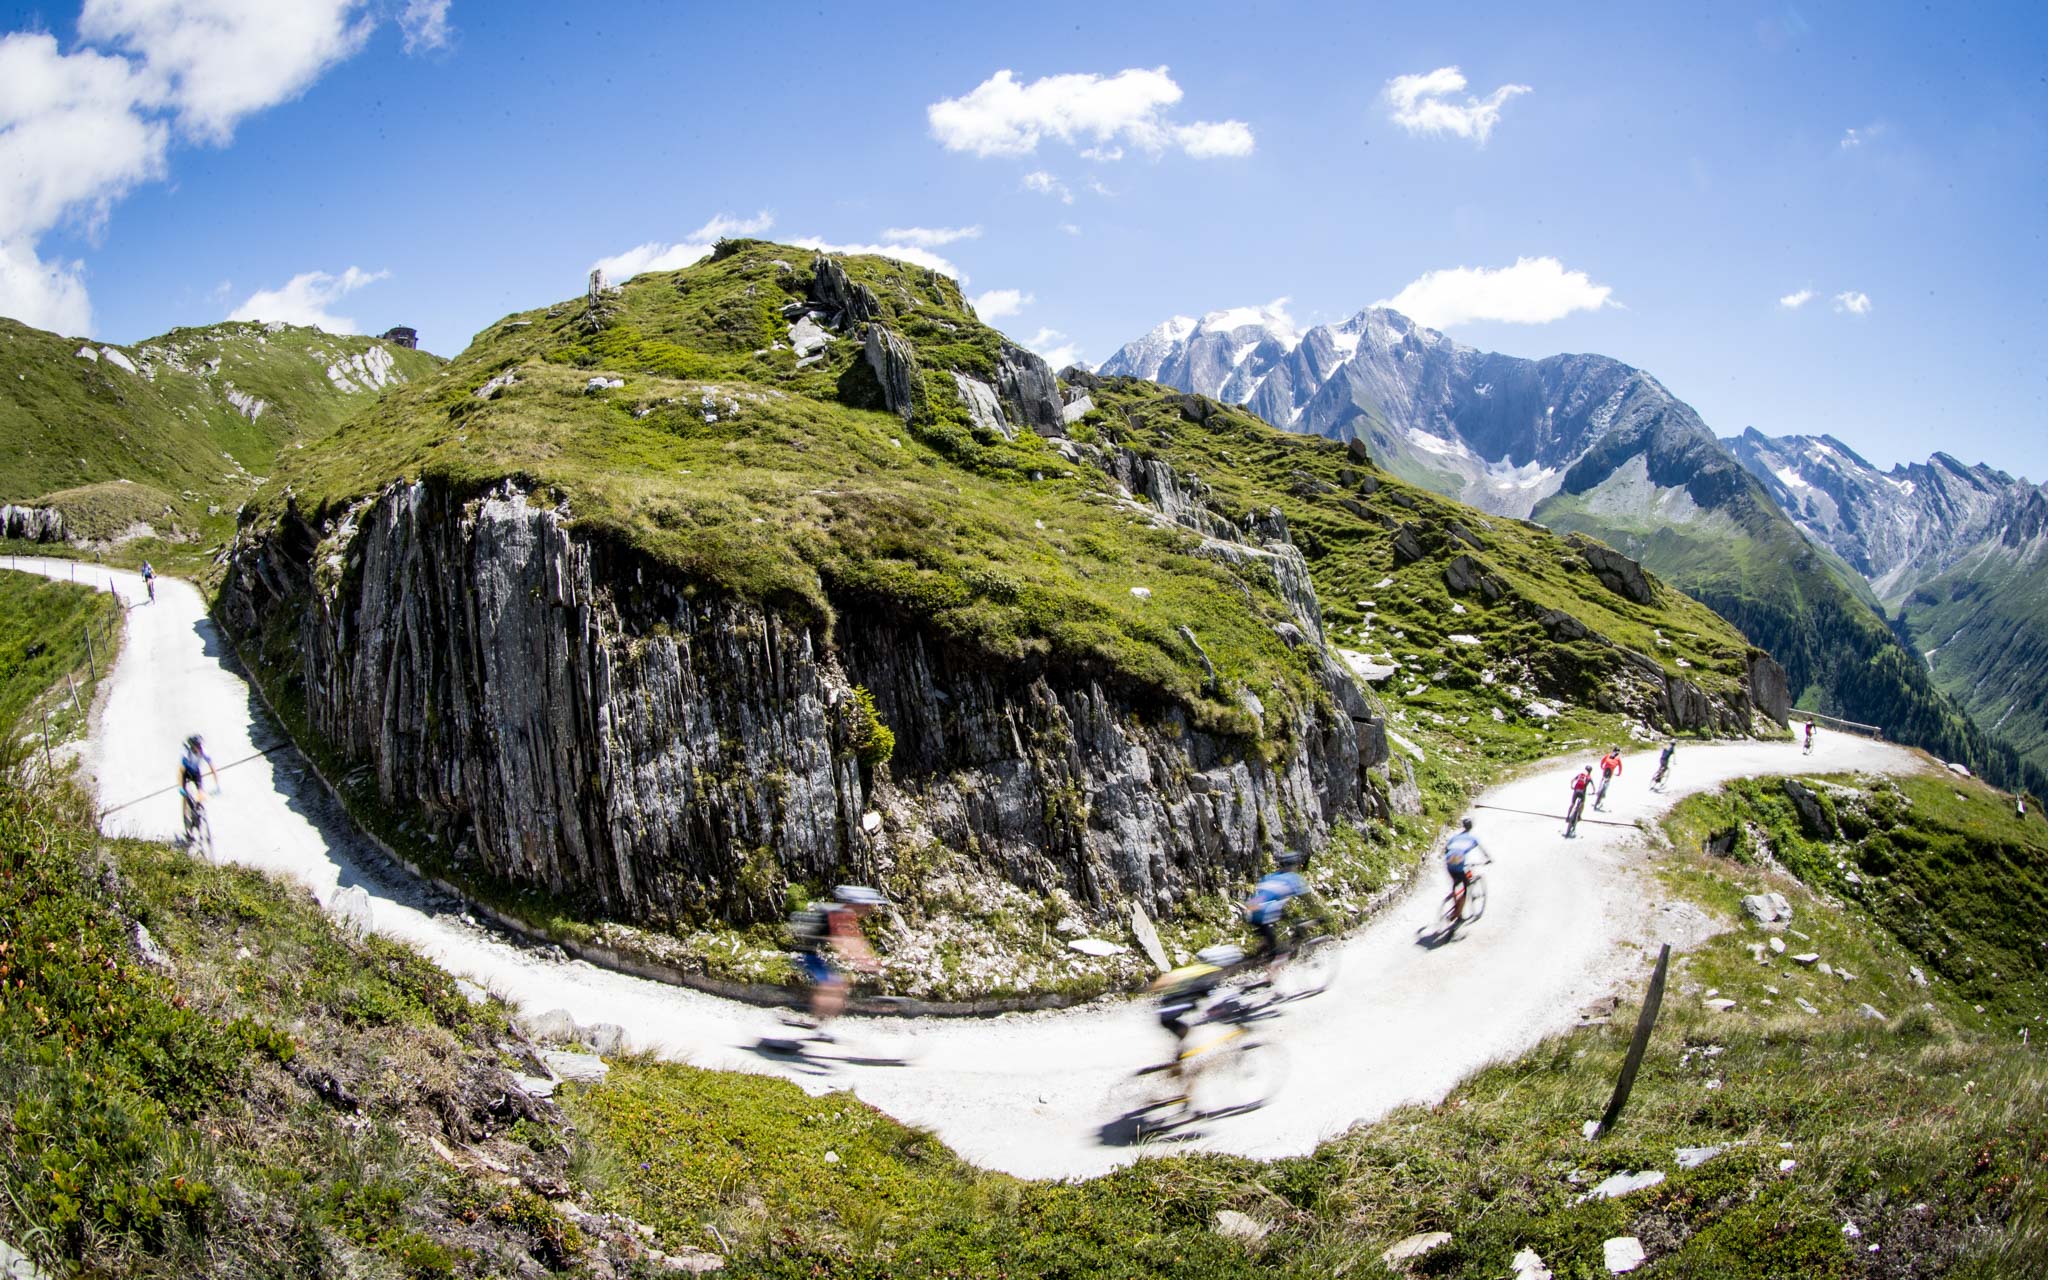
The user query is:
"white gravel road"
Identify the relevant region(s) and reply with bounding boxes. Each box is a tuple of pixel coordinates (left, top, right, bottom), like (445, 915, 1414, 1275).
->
(7, 556, 1931, 1179)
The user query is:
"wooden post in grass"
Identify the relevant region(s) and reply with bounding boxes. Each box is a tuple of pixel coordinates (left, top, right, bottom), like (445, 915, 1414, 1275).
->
(1594, 942, 1671, 1139)
(65, 671, 83, 717)
(82, 622, 97, 680)
(41, 718, 53, 776)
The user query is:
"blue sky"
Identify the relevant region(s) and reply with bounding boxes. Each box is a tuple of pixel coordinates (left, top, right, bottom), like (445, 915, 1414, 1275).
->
(4, 1, 2045, 478)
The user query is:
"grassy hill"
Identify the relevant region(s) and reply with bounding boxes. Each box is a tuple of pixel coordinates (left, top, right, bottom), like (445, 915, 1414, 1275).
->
(0, 316, 440, 550)
(228, 242, 1781, 993)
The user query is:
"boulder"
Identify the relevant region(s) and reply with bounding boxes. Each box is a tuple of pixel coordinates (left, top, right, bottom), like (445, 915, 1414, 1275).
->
(1511, 1247, 1554, 1280)
(1130, 902, 1168, 970)
(1781, 779, 1835, 837)
(1443, 554, 1485, 595)
(808, 254, 880, 325)
(1674, 1145, 1724, 1169)
(540, 1048, 609, 1084)
(1746, 649, 1793, 725)
(1603, 1237, 1647, 1274)
(1538, 609, 1590, 642)
(1741, 892, 1792, 924)
(329, 884, 373, 938)
(951, 372, 1011, 438)
(1571, 535, 1656, 605)
(995, 342, 1066, 437)
(1391, 524, 1428, 565)
(1212, 1210, 1269, 1244)
(580, 1022, 629, 1054)
(1791, 953, 1822, 966)
(1381, 1232, 1451, 1264)
(863, 326, 925, 423)
(1580, 1170, 1665, 1202)
(1067, 937, 1127, 957)
(520, 1008, 580, 1043)
(132, 922, 173, 973)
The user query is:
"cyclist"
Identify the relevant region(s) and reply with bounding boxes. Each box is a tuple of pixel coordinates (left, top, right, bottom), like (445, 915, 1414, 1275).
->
(140, 560, 156, 604)
(1651, 739, 1676, 791)
(178, 733, 219, 847)
(791, 885, 885, 1036)
(1442, 817, 1486, 923)
(1565, 766, 1592, 836)
(1243, 851, 1308, 982)
(1147, 943, 1242, 1100)
(1802, 720, 1816, 755)
(1594, 746, 1624, 810)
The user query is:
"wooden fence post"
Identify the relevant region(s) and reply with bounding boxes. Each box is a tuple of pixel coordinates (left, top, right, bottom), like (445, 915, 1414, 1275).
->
(1594, 942, 1672, 1138)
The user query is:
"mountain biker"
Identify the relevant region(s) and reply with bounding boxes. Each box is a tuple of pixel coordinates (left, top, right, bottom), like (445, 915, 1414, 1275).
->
(791, 885, 885, 1036)
(1651, 739, 1676, 789)
(178, 733, 219, 845)
(1595, 747, 1624, 810)
(1243, 851, 1308, 981)
(1566, 766, 1592, 835)
(1803, 720, 1816, 754)
(1147, 943, 1242, 1098)
(1443, 817, 1486, 922)
(140, 560, 156, 603)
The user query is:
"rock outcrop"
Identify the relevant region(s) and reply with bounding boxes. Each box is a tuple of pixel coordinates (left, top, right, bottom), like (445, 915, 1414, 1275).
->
(0, 504, 65, 542)
(1568, 533, 1656, 605)
(222, 478, 1388, 928)
(808, 254, 880, 326)
(863, 326, 924, 423)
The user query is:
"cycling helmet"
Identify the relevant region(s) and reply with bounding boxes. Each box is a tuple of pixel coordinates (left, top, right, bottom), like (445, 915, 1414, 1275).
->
(185, 734, 202, 750)
(1196, 944, 1245, 969)
(1459, 816, 1474, 832)
(1275, 850, 1304, 871)
(833, 884, 887, 907)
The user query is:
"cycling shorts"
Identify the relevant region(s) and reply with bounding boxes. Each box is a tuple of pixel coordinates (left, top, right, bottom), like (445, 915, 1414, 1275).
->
(1253, 919, 1282, 960)
(1446, 862, 1470, 888)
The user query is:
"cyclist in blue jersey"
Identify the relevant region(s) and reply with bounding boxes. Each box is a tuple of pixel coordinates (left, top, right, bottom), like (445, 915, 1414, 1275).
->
(1443, 817, 1486, 923)
(1243, 851, 1308, 981)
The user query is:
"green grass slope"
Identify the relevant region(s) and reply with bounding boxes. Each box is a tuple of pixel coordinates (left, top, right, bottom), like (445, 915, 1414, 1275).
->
(0, 571, 121, 745)
(1895, 532, 2048, 781)
(0, 316, 441, 547)
(1535, 474, 2048, 799)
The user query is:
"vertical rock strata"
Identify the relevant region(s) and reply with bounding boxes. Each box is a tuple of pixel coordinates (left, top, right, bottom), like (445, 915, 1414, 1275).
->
(223, 477, 1389, 928)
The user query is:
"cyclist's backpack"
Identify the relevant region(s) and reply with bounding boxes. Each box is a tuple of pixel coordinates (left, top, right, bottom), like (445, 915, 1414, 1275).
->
(788, 901, 831, 952)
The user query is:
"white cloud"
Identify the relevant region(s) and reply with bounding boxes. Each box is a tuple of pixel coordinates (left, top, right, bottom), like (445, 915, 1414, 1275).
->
(1058, 222, 1081, 236)
(591, 239, 714, 282)
(692, 210, 774, 240)
(0, 240, 94, 335)
(880, 224, 982, 247)
(1779, 289, 1815, 309)
(928, 66, 1253, 159)
(0, 3, 412, 334)
(1086, 177, 1114, 197)
(1025, 326, 1081, 369)
(588, 211, 776, 283)
(1022, 171, 1073, 203)
(970, 288, 1031, 319)
(1834, 290, 1872, 315)
(1383, 66, 1530, 144)
(1078, 144, 1122, 162)
(1375, 257, 1613, 327)
(1174, 118, 1254, 158)
(399, 0, 452, 54)
(79, 0, 379, 144)
(228, 265, 388, 333)
(787, 238, 962, 280)
(1839, 124, 1885, 150)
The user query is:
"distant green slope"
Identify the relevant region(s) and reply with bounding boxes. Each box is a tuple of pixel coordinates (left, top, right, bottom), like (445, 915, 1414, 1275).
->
(1534, 466, 2048, 797)
(0, 317, 441, 540)
(1895, 529, 2048, 776)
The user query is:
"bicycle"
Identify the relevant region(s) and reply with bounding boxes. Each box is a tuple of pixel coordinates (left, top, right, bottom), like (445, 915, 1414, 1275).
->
(1437, 852, 1492, 933)
(1564, 793, 1586, 837)
(1118, 997, 1290, 1128)
(181, 789, 213, 858)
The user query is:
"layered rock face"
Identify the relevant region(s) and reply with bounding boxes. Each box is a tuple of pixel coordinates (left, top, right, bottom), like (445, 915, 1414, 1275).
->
(0, 504, 65, 542)
(222, 478, 1389, 927)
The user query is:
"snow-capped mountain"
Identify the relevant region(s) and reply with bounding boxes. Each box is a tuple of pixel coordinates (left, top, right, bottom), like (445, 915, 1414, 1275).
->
(1102, 304, 1743, 523)
(1103, 301, 2048, 785)
(1727, 429, 2048, 771)
(1724, 429, 2044, 604)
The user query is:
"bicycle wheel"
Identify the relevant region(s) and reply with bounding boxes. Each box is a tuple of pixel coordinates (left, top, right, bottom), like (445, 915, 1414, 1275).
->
(1192, 1038, 1289, 1116)
(1463, 876, 1489, 922)
(1277, 934, 1340, 998)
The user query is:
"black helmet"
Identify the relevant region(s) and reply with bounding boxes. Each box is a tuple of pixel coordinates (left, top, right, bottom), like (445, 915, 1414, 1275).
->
(185, 734, 202, 750)
(1275, 850, 1304, 871)
(1459, 816, 1474, 831)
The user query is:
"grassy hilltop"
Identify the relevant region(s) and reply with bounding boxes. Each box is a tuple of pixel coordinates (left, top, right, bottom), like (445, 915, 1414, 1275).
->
(0, 317, 440, 556)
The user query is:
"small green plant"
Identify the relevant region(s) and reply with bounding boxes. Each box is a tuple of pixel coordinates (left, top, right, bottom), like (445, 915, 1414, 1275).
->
(848, 685, 896, 768)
